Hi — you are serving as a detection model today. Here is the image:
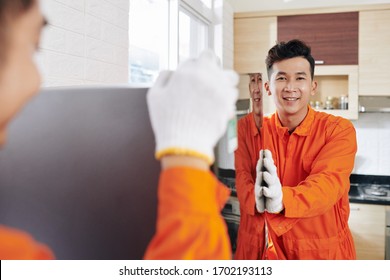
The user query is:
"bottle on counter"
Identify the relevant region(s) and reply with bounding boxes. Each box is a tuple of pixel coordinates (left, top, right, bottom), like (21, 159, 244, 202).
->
(339, 95, 348, 110)
(314, 101, 322, 110)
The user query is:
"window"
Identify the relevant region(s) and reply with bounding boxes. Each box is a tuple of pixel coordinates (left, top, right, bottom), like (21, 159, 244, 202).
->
(129, 0, 169, 84)
(129, 0, 213, 84)
(178, 5, 210, 63)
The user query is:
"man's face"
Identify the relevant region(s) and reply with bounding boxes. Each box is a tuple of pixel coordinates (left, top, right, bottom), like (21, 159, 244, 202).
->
(0, 0, 45, 146)
(248, 73, 263, 116)
(265, 57, 317, 119)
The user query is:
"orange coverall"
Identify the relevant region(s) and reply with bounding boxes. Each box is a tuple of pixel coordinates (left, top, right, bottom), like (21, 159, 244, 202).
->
(1, 167, 231, 260)
(144, 167, 231, 259)
(235, 106, 357, 260)
(0, 226, 54, 260)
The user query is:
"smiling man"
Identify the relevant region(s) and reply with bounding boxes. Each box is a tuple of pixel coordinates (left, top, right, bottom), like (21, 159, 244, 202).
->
(235, 39, 357, 259)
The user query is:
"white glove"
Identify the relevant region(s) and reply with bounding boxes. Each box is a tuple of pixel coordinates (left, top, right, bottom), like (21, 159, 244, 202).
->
(255, 150, 265, 213)
(147, 50, 239, 164)
(262, 150, 284, 213)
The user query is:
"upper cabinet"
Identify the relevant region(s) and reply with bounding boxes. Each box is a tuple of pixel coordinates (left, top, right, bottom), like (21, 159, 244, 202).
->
(234, 16, 277, 75)
(359, 10, 390, 96)
(277, 12, 358, 65)
(234, 5, 390, 117)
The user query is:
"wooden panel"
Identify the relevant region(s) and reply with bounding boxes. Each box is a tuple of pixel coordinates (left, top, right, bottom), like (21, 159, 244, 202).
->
(359, 10, 390, 96)
(277, 12, 358, 65)
(234, 4, 390, 18)
(234, 16, 277, 74)
(349, 203, 386, 260)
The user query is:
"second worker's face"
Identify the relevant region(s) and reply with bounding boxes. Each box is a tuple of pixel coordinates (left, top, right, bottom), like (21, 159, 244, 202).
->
(249, 73, 263, 116)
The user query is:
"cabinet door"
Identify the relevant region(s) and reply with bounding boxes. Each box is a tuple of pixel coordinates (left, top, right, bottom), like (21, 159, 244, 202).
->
(359, 10, 390, 96)
(234, 16, 277, 75)
(349, 203, 386, 260)
(277, 12, 358, 65)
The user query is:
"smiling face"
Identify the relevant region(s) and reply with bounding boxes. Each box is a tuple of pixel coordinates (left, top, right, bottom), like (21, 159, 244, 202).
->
(265, 57, 317, 126)
(0, 0, 45, 146)
(248, 73, 263, 116)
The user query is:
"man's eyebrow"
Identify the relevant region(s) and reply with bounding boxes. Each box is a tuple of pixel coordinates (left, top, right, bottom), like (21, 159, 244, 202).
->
(296, 71, 307, 76)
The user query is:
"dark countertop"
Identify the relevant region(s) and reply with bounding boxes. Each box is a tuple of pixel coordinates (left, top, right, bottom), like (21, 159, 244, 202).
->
(218, 171, 390, 205)
(349, 197, 390, 206)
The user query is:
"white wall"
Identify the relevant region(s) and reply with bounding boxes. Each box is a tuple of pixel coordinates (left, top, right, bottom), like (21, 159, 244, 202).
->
(352, 113, 390, 176)
(37, 0, 129, 87)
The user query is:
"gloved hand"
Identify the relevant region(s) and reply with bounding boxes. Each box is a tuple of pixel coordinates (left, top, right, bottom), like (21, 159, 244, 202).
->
(262, 149, 284, 213)
(147, 50, 239, 164)
(255, 150, 265, 213)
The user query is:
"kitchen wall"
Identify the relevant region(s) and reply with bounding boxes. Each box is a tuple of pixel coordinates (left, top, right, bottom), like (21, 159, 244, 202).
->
(352, 113, 390, 176)
(37, 0, 129, 86)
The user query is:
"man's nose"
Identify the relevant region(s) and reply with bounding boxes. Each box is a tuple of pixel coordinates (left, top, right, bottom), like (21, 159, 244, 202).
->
(252, 83, 261, 92)
(284, 81, 296, 91)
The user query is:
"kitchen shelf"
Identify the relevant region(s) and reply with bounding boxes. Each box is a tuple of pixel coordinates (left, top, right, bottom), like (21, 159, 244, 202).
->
(311, 65, 358, 120)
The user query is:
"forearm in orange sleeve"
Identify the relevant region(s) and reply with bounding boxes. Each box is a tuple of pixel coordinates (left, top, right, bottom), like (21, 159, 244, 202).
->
(283, 124, 357, 219)
(0, 226, 54, 260)
(144, 167, 231, 260)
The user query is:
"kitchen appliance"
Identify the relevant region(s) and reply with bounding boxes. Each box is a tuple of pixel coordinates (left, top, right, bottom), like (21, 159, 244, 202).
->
(349, 183, 390, 202)
(359, 96, 390, 112)
(0, 86, 160, 260)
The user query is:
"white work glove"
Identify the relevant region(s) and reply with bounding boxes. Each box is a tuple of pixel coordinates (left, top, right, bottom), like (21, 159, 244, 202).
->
(262, 150, 284, 213)
(255, 150, 265, 213)
(147, 50, 239, 164)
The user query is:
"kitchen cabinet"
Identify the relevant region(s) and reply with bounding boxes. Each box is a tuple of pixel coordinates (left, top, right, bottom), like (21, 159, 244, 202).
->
(234, 14, 357, 118)
(359, 9, 390, 96)
(234, 16, 277, 75)
(349, 203, 389, 260)
(277, 12, 358, 65)
(311, 65, 358, 120)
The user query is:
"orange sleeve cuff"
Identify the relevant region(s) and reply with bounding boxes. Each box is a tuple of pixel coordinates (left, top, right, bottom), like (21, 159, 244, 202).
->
(0, 226, 54, 260)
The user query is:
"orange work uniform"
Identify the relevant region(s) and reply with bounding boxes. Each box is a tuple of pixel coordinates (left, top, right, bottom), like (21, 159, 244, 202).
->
(0, 226, 54, 260)
(1, 167, 231, 260)
(144, 167, 232, 259)
(235, 106, 357, 259)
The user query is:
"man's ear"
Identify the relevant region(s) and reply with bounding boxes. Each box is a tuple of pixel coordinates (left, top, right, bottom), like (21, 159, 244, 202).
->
(264, 81, 272, 96)
(310, 80, 318, 96)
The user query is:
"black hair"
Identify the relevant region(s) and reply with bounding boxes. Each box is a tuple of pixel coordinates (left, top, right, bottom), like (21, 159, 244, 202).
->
(0, 0, 35, 21)
(265, 39, 315, 79)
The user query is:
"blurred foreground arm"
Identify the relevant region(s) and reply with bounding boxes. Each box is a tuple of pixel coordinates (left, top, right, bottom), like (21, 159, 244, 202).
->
(144, 51, 238, 259)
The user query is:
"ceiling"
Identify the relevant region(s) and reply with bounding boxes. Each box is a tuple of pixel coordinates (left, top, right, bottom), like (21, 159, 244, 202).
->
(225, 0, 390, 13)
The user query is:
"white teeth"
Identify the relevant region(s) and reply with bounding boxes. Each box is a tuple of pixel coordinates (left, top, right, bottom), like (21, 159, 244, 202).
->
(284, 97, 298, 101)
(254, 98, 260, 102)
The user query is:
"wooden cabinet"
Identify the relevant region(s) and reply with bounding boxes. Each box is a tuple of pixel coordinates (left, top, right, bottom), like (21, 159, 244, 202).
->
(277, 12, 358, 65)
(359, 10, 390, 96)
(349, 203, 388, 260)
(234, 14, 358, 118)
(312, 65, 358, 119)
(234, 16, 277, 75)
